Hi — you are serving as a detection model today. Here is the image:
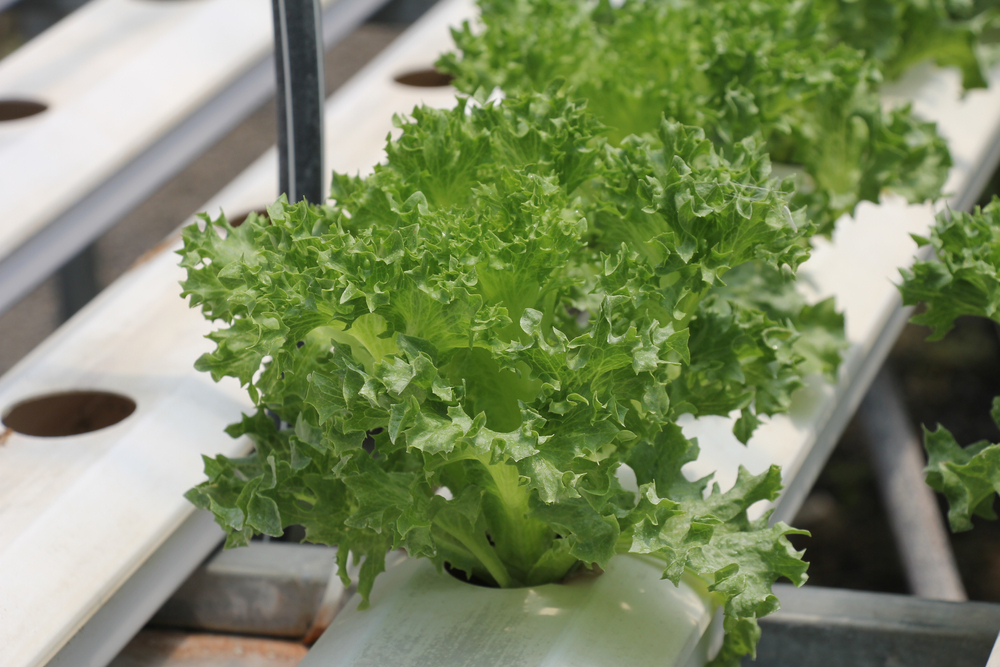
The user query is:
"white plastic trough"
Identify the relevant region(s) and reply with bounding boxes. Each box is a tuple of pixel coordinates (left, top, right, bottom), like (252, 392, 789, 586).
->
(0, 0, 388, 318)
(0, 1, 466, 665)
(303, 553, 722, 667)
(2, 0, 1000, 664)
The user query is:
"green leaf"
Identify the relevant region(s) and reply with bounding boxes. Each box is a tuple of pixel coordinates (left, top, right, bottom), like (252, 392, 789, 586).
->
(179, 85, 814, 661)
(899, 199, 1000, 340)
(823, 0, 989, 90)
(923, 397, 1000, 532)
(247, 493, 283, 537)
(529, 496, 620, 568)
(624, 465, 807, 664)
(440, 0, 951, 236)
(343, 458, 416, 534)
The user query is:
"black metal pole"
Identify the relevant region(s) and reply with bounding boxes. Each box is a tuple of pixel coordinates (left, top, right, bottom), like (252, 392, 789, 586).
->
(56, 244, 99, 321)
(271, 0, 326, 205)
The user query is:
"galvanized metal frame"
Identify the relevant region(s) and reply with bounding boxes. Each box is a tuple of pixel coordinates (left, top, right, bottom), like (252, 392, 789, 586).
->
(754, 583, 1000, 667)
(858, 369, 966, 601)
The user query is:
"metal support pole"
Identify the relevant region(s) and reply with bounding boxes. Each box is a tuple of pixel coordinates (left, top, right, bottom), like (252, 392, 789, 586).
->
(271, 0, 325, 205)
(857, 367, 967, 601)
(56, 243, 99, 321)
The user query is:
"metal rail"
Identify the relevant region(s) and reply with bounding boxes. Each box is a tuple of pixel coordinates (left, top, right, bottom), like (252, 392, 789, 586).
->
(858, 368, 967, 601)
(754, 583, 1000, 667)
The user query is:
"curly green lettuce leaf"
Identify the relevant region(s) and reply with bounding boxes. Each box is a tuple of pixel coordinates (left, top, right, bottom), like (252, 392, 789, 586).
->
(923, 396, 1000, 531)
(438, 0, 951, 235)
(897, 199, 1000, 533)
(678, 261, 846, 442)
(587, 124, 844, 439)
(710, 262, 847, 380)
(181, 91, 811, 663)
(898, 198, 1000, 339)
(624, 427, 808, 666)
(819, 0, 990, 89)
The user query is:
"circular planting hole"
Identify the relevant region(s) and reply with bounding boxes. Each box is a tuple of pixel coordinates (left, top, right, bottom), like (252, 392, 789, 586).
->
(393, 68, 453, 88)
(2, 391, 136, 437)
(0, 100, 48, 122)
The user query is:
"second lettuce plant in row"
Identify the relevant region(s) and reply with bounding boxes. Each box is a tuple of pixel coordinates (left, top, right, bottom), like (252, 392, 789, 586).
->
(438, 0, 953, 234)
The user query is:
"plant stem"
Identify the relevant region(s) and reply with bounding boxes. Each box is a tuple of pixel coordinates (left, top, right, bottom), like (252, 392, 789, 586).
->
(481, 460, 552, 580)
(439, 520, 515, 588)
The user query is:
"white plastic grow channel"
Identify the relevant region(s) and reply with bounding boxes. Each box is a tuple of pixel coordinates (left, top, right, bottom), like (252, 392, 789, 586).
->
(305, 552, 721, 667)
(2, 0, 1000, 665)
(0, 0, 389, 318)
(0, 1, 463, 665)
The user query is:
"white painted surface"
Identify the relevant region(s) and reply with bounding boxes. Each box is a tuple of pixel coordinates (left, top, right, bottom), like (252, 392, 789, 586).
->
(1, 0, 999, 663)
(0, 0, 348, 277)
(0, 0, 269, 264)
(987, 630, 1000, 667)
(0, 1, 472, 665)
(302, 553, 718, 667)
(0, 235, 253, 667)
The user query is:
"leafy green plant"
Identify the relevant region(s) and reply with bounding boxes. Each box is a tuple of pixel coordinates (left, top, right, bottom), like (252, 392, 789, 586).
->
(924, 398, 1000, 532)
(820, 0, 994, 89)
(898, 198, 1000, 531)
(174, 0, 1000, 663)
(437, 0, 952, 235)
(179, 90, 833, 666)
(899, 199, 1000, 339)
